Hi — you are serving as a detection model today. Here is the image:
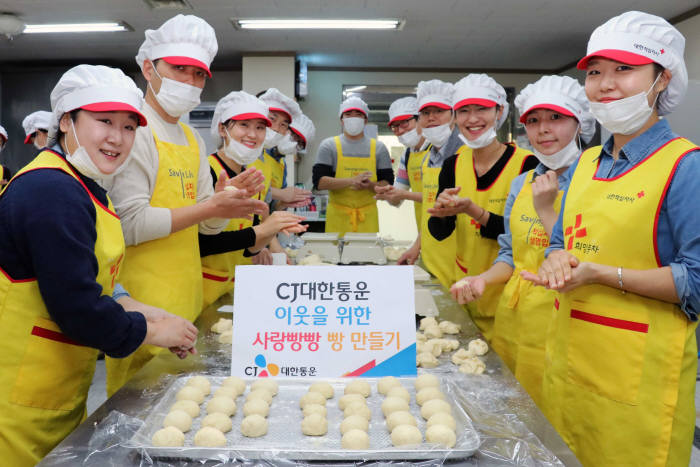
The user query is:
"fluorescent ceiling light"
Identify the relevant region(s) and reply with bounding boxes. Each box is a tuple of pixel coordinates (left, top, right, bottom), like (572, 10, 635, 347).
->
(344, 86, 367, 93)
(232, 19, 403, 30)
(23, 22, 130, 34)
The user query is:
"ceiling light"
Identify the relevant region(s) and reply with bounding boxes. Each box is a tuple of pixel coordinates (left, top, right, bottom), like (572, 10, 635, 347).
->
(23, 22, 131, 34)
(143, 0, 192, 9)
(232, 19, 404, 30)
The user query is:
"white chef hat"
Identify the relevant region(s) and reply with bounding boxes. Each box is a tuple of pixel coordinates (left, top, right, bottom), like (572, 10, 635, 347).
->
(416, 79, 454, 111)
(453, 74, 510, 129)
(388, 96, 418, 127)
(290, 114, 316, 146)
(135, 14, 218, 78)
(0, 125, 7, 146)
(338, 96, 369, 118)
(49, 65, 146, 140)
(577, 11, 687, 116)
(210, 91, 271, 148)
(22, 110, 53, 144)
(259, 88, 302, 123)
(515, 75, 596, 144)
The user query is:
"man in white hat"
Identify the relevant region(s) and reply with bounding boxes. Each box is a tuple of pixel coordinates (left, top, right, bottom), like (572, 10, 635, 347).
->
(0, 125, 10, 186)
(106, 15, 267, 396)
(21, 110, 52, 150)
(312, 96, 394, 235)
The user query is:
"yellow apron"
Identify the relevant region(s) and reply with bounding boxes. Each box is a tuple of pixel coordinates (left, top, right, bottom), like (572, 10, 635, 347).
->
(420, 152, 458, 289)
(251, 151, 273, 203)
(491, 170, 562, 407)
(0, 150, 124, 466)
(542, 140, 698, 467)
(201, 154, 254, 310)
(407, 145, 430, 230)
(325, 136, 379, 236)
(454, 144, 531, 340)
(267, 152, 286, 190)
(106, 123, 201, 397)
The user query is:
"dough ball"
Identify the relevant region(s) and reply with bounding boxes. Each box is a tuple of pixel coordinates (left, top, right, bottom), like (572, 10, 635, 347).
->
(426, 424, 457, 448)
(299, 391, 326, 409)
(438, 320, 461, 334)
(162, 409, 192, 432)
(175, 386, 205, 404)
(251, 378, 279, 396)
(218, 330, 233, 344)
(206, 396, 237, 416)
(301, 413, 328, 436)
(416, 351, 439, 368)
(243, 398, 270, 417)
(186, 375, 211, 395)
(377, 376, 401, 395)
(340, 414, 369, 434)
(421, 399, 452, 420)
(451, 348, 474, 365)
(302, 403, 327, 418)
(419, 316, 438, 331)
(343, 401, 371, 420)
(170, 399, 200, 418)
(424, 339, 443, 357)
(459, 356, 486, 375)
(427, 412, 457, 430)
(241, 414, 268, 438)
(221, 376, 247, 396)
(308, 381, 334, 399)
(151, 426, 184, 447)
(214, 385, 239, 400)
(381, 396, 409, 417)
(386, 410, 417, 431)
(415, 373, 440, 391)
(299, 253, 322, 265)
(468, 338, 489, 356)
(210, 318, 232, 334)
(438, 338, 460, 352)
(415, 332, 427, 343)
(341, 429, 370, 449)
(194, 426, 226, 447)
(201, 412, 233, 433)
(416, 387, 446, 406)
(344, 380, 371, 397)
(423, 325, 443, 339)
(247, 388, 273, 405)
(391, 424, 422, 446)
(386, 386, 410, 403)
(338, 393, 365, 410)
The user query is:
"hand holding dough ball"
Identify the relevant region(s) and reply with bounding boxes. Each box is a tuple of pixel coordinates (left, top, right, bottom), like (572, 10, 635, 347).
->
(426, 424, 457, 448)
(344, 380, 371, 397)
(201, 412, 233, 433)
(170, 399, 200, 418)
(243, 398, 270, 417)
(381, 396, 409, 416)
(301, 413, 328, 436)
(416, 352, 439, 368)
(451, 348, 474, 365)
(468, 338, 489, 356)
(459, 356, 486, 375)
(438, 320, 461, 334)
(206, 396, 237, 416)
(415, 373, 440, 391)
(377, 376, 401, 395)
(340, 414, 369, 434)
(299, 391, 326, 408)
(308, 381, 334, 399)
(241, 414, 268, 437)
(419, 317, 438, 330)
(423, 325, 443, 339)
(210, 318, 232, 334)
(386, 410, 417, 431)
(427, 412, 457, 430)
(175, 386, 205, 404)
(386, 386, 410, 403)
(391, 424, 423, 446)
(247, 388, 273, 404)
(214, 385, 239, 400)
(152, 426, 184, 447)
(416, 387, 446, 406)
(162, 409, 192, 432)
(342, 429, 370, 449)
(218, 330, 232, 344)
(344, 401, 371, 420)
(186, 376, 211, 395)
(338, 393, 365, 410)
(221, 376, 246, 396)
(194, 426, 227, 447)
(421, 399, 452, 420)
(302, 403, 327, 418)
(251, 379, 278, 396)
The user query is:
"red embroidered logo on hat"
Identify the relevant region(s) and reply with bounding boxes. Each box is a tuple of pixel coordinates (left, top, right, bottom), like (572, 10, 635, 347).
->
(660, 49, 665, 54)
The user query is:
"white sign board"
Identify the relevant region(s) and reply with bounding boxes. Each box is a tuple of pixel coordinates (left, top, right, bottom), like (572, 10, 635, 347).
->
(231, 265, 416, 378)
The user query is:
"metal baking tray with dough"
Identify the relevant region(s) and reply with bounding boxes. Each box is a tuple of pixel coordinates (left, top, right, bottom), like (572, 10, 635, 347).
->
(340, 233, 387, 265)
(297, 232, 341, 264)
(126, 376, 480, 461)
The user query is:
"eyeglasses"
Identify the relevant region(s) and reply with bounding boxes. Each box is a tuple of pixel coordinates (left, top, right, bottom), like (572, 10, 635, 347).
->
(389, 118, 414, 131)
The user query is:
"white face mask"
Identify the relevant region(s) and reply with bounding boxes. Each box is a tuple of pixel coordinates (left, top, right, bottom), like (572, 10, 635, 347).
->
(532, 129, 581, 170)
(422, 123, 452, 148)
(277, 133, 299, 156)
(398, 128, 422, 149)
(66, 121, 125, 189)
(33, 140, 44, 150)
(149, 66, 202, 118)
(462, 126, 497, 149)
(222, 128, 263, 166)
(589, 74, 661, 135)
(263, 127, 285, 149)
(343, 117, 365, 136)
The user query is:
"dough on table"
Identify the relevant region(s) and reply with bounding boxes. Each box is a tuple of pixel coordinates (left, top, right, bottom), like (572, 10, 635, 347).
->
(437, 338, 460, 352)
(390, 424, 423, 446)
(381, 396, 409, 417)
(416, 351, 439, 368)
(301, 413, 328, 436)
(302, 403, 327, 418)
(427, 412, 457, 430)
(210, 318, 232, 334)
(459, 356, 486, 375)
(186, 375, 211, 395)
(243, 398, 270, 417)
(342, 429, 370, 449)
(251, 379, 278, 396)
(151, 426, 184, 447)
(169, 399, 200, 418)
(386, 410, 417, 431)
(377, 376, 402, 395)
(468, 338, 489, 356)
(340, 414, 369, 434)
(162, 409, 192, 432)
(194, 426, 227, 447)
(419, 317, 438, 331)
(201, 412, 233, 433)
(426, 424, 457, 448)
(308, 381, 334, 399)
(421, 399, 452, 420)
(383, 246, 407, 261)
(241, 414, 268, 437)
(299, 254, 323, 265)
(416, 387, 445, 406)
(451, 348, 474, 365)
(438, 320, 461, 334)
(344, 401, 371, 420)
(214, 385, 239, 400)
(386, 386, 410, 403)
(338, 393, 365, 410)
(247, 388, 273, 404)
(218, 330, 233, 344)
(175, 386, 205, 404)
(344, 380, 371, 397)
(299, 391, 326, 408)
(221, 376, 246, 396)
(423, 325, 443, 339)
(423, 339, 443, 357)
(414, 373, 440, 391)
(206, 396, 237, 416)
(415, 332, 427, 343)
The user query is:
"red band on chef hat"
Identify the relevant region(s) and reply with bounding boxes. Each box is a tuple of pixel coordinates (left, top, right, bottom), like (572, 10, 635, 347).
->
(518, 104, 576, 123)
(61, 87, 148, 127)
(453, 98, 498, 110)
(387, 114, 414, 126)
(577, 49, 654, 69)
(418, 101, 452, 111)
(230, 112, 272, 127)
(80, 102, 148, 126)
(269, 107, 293, 121)
(161, 56, 212, 77)
(290, 127, 307, 144)
(341, 107, 368, 117)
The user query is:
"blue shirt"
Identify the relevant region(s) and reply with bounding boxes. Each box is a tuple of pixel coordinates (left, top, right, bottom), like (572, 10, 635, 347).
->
(495, 162, 573, 268)
(547, 120, 700, 321)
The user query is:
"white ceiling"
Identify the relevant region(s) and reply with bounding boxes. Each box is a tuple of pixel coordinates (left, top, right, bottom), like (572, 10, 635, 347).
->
(0, 0, 698, 71)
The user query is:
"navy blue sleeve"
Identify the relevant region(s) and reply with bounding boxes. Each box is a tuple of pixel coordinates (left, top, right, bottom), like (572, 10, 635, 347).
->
(7, 170, 146, 358)
(428, 154, 458, 241)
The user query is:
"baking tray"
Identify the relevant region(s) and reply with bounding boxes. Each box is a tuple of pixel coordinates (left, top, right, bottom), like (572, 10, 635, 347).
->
(126, 376, 480, 461)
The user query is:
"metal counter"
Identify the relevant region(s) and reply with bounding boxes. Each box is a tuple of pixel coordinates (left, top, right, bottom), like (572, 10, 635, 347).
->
(38, 276, 580, 466)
